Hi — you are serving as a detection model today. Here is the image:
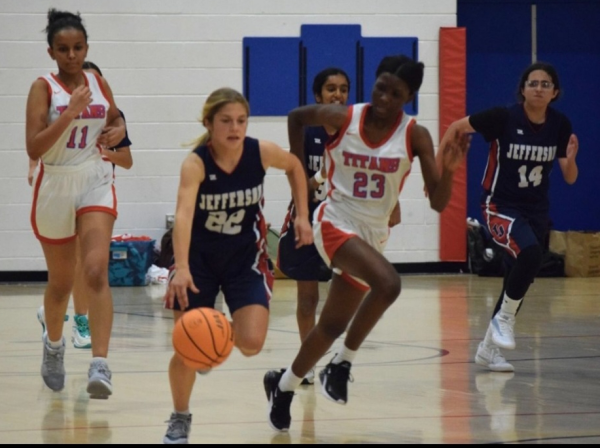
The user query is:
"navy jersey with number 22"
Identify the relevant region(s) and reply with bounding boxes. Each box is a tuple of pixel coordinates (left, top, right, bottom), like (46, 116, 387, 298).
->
(190, 137, 267, 253)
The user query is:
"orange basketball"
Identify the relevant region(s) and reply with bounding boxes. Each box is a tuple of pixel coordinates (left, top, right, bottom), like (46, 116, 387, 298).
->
(172, 308, 234, 370)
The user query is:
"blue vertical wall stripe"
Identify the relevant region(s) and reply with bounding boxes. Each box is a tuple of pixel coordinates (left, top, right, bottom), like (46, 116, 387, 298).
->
(300, 25, 362, 106)
(242, 37, 301, 116)
(458, 2, 531, 224)
(459, 0, 599, 231)
(538, 2, 600, 230)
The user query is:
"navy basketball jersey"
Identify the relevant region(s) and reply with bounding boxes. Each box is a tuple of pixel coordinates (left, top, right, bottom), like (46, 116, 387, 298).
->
(190, 137, 267, 253)
(304, 126, 331, 214)
(471, 104, 570, 212)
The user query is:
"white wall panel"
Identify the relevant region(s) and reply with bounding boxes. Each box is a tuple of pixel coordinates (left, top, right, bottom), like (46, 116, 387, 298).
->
(0, 0, 457, 271)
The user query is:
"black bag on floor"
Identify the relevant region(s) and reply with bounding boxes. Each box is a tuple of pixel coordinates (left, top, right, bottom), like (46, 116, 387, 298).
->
(467, 224, 504, 277)
(156, 228, 174, 268)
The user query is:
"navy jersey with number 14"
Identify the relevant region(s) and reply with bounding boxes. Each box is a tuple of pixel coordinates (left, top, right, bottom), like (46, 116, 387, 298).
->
(470, 104, 571, 212)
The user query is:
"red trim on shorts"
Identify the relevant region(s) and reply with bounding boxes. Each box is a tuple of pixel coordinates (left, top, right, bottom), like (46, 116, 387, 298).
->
(76, 206, 118, 219)
(340, 272, 370, 292)
(483, 202, 520, 257)
(30, 162, 44, 239)
(359, 105, 404, 149)
(37, 234, 78, 245)
(112, 184, 118, 212)
(321, 220, 356, 264)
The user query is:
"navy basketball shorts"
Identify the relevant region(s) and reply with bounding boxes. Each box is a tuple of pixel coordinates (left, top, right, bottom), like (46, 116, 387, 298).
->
(481, 201, 548, 259)
(277, 219, 331, 282)
(171, 241, 273, 314)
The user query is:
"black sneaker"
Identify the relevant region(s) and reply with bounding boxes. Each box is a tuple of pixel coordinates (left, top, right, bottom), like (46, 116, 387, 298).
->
(263, 370, 294, 432)
(319, 360, 352, 404)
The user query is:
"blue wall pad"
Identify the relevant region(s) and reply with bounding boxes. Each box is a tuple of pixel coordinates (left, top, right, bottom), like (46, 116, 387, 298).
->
(243, 25, 418, 116)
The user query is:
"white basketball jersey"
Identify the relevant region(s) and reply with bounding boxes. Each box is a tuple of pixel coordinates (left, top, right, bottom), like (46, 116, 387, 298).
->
(323, 103, 415, 227)
(40, 72, 110, 166)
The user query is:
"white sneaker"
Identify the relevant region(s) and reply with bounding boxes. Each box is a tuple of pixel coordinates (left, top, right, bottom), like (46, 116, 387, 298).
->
(72, 315, 92, 349)
(490, 313, 516, 350)
(475, 342, 514, 372)
(37, 306, 46, 339)
(37, 305, 69, 340)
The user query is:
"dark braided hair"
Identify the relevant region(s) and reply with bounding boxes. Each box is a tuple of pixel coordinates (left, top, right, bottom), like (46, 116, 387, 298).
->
(376, 55, 424, 94)
(45, 8, 87, 47)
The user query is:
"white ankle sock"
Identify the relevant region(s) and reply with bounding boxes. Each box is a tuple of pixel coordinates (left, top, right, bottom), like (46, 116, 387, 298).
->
(47, 338, 63, 349)
(332, 345, 357, 365)
(175, 410, 190, 416)
(278, 367, 302, 392)
(500, 293, 522, 317)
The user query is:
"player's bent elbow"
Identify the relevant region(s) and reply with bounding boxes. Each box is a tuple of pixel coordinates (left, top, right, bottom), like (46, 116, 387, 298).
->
(428, 198, 447, 213)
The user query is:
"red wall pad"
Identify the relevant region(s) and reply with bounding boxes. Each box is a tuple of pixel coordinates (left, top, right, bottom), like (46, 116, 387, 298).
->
(439, 27, 467, 262)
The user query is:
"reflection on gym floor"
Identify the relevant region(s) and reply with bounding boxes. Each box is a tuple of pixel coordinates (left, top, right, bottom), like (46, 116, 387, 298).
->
(0, 275, 599, 444)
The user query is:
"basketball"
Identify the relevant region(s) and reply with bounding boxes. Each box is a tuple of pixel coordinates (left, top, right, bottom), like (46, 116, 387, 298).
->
(172, 308, 234, 370)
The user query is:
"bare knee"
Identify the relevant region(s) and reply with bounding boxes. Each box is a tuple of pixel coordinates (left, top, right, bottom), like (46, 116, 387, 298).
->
(82, 264, 109, 292)
(235, 336, 265, 357)
(372, 274, 401, 305)
(297, 293, 319, 318)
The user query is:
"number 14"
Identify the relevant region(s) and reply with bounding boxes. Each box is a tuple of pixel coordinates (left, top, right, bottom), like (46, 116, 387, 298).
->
(517, 165, 543, 188)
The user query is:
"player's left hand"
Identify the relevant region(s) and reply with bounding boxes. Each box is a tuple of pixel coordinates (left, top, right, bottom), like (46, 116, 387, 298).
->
(293, 216, 314, 248)
(163, 267, 199, 311)
(442, 130, 471, 173)
(97, 125, 126, 149)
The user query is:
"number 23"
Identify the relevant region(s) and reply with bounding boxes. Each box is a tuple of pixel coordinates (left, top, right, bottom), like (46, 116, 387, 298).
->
(353, 172, 385, 198)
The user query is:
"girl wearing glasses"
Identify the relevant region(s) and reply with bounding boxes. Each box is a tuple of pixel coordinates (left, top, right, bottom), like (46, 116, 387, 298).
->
(439, 61, 579, 373)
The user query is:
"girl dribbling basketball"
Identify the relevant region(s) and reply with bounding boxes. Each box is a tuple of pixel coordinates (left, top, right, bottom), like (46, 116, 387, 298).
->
(162, 88, 313, 444)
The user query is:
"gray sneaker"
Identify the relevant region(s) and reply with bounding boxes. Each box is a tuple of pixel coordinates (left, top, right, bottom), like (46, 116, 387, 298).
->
(41, 335, 66, 392)
(87, 359, 112, 399)
(163, 412, 192, 444)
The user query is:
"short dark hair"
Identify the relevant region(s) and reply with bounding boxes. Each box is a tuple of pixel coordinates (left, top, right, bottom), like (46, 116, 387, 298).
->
(82, 61, 103, 77)
(312, 67, 351, 98)
(517, 61, 561, 103)
(376, 55, 424, 94)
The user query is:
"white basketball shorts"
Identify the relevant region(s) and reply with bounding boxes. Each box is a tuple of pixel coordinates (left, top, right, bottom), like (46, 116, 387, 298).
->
(312, 202, 389, 291)
(31, 157, 117, 244)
